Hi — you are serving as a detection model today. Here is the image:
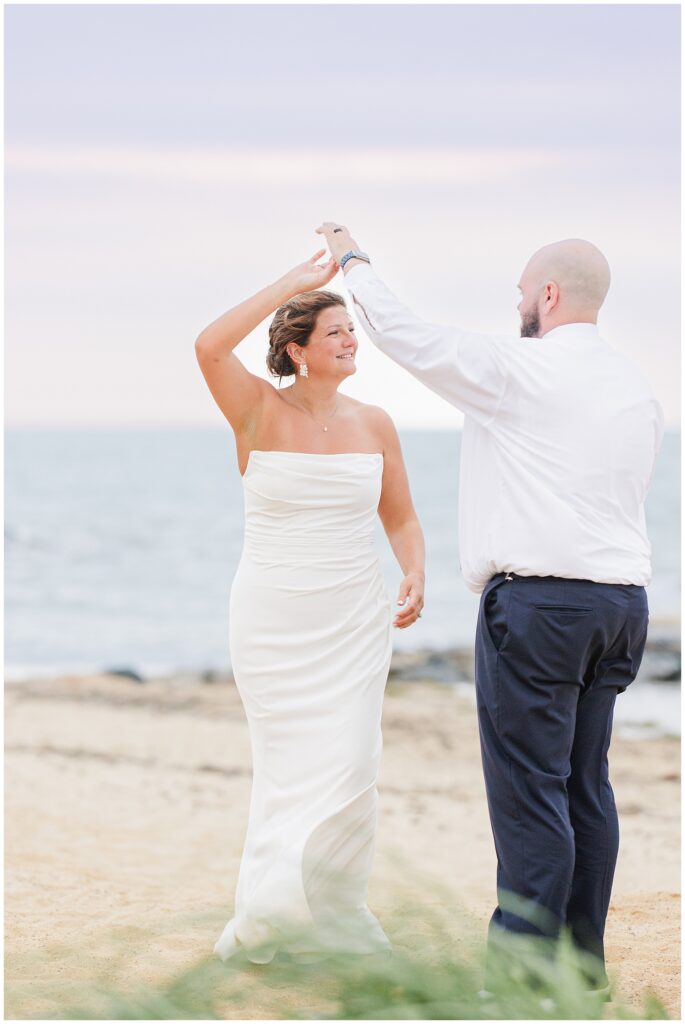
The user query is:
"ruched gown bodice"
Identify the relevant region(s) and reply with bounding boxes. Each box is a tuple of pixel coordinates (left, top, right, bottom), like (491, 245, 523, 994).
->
(213, 451, 393, 963)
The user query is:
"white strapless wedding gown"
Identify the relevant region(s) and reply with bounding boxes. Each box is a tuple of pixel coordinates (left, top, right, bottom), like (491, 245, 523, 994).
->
(213, 450, 393, 963)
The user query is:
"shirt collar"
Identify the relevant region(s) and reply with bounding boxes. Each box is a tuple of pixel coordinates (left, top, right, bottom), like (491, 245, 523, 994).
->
(541, 322, 602, 342)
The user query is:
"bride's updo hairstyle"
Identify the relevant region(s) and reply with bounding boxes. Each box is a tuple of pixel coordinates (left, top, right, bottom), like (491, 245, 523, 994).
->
(267, 291, 347, 379)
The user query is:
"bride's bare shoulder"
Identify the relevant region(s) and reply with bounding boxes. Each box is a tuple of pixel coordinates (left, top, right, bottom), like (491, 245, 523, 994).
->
(342, 397, 399, 440)
(349, 397, 395, 422)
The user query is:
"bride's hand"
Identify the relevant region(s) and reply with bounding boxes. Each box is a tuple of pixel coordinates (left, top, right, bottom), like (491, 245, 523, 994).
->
(279, 250, 339, 296)
(394, 572, 425, 629)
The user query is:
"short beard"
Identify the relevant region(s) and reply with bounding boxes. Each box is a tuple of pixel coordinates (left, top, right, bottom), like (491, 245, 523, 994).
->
(520, 308, 541, 338)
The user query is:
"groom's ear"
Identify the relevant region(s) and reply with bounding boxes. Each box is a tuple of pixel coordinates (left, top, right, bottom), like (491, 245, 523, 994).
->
(544, 281, 561, 311)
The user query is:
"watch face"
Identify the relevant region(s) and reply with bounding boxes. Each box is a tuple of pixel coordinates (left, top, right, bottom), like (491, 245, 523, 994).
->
(341, 250, 370, 267)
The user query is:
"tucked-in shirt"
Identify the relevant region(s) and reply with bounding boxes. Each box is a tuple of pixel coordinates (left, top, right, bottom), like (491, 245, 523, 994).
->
(345, 263, 664, 593)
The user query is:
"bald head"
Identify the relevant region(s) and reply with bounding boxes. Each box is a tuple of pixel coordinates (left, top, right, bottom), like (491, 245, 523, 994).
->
(517, 239, 611, 338)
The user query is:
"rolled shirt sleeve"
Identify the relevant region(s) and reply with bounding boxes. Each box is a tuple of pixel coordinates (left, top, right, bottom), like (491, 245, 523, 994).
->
(344, 263, 511, 426)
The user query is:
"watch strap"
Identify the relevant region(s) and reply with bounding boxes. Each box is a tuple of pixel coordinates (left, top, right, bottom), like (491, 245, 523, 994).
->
(339, 250, 371, 269)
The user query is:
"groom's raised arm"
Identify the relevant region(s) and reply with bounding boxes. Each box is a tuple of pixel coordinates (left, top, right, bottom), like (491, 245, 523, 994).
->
(343, 261, 510, 427)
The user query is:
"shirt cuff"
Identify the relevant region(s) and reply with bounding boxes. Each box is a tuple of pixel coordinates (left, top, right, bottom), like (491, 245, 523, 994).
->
(342, 262, 376, 288)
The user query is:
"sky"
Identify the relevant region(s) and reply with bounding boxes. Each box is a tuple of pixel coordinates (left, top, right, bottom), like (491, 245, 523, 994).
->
(5, 3, 681, 429)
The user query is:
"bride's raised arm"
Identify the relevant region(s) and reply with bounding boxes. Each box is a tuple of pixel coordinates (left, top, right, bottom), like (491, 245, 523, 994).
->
(194, 251, 337, 434)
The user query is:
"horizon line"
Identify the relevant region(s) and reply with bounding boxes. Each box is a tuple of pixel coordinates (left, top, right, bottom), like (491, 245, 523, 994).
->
(5, 422, 682, 434)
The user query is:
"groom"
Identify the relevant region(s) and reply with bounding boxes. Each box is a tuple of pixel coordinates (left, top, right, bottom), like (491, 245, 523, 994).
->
(316, 222, 664, 990)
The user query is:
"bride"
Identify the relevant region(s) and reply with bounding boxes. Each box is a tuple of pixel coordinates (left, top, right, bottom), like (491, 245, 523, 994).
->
(195, 248, 425, 963)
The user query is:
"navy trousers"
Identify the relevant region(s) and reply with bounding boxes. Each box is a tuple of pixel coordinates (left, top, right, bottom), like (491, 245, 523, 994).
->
(475, 572, 649, 983)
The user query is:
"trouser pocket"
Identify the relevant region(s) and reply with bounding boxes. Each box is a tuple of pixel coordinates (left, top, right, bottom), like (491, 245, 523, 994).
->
(482, 575, 513, 652)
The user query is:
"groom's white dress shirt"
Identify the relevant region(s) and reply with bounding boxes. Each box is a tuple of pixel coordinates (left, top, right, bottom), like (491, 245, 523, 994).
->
(345, 263, 664, 594)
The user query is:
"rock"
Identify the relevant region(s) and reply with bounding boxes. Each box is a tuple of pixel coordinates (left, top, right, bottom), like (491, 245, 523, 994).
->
(640, 638, 681, 683)
(104, 667, 145, 684)
(388, 649, 470, 684)
(200, 669, 233, 685)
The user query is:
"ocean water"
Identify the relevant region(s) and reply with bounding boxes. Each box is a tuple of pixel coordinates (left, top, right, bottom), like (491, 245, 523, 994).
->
(5, 428, 680, 683)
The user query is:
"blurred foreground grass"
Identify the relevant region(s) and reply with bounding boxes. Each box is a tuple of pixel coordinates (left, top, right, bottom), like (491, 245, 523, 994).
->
(8, 899, 670, 1022)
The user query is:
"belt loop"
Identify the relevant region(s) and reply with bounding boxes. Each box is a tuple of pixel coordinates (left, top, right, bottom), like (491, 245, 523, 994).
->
(505, 573, 514, 582)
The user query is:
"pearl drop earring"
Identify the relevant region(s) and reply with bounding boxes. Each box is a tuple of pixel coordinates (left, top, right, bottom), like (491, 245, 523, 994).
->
(299, 363, 308, 378)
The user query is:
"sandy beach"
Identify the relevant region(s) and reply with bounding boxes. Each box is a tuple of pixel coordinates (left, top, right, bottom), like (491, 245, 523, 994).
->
(5, 672, 680, 1020)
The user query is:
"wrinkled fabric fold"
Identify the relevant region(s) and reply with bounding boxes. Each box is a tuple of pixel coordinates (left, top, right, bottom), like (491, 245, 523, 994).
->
(214, 452, 393, 963)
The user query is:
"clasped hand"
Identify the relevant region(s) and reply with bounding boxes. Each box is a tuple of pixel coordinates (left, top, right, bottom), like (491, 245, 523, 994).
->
(315, 223, 359, 263)
(280, 223, 360, 295)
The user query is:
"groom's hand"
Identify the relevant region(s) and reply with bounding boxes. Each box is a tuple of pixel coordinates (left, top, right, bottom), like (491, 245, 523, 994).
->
(315, 222, 360, 267)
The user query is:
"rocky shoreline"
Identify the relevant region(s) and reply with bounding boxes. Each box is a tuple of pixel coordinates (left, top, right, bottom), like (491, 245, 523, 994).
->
(101, 636, 680, 689)
(387, 636, 681, 686)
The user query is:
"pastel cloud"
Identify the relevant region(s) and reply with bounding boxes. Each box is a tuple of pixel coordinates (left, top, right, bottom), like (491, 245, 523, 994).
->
(6, 142, 569, 187)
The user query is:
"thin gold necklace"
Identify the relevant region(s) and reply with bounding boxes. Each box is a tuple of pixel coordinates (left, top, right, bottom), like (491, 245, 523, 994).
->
(291, 396, 339, 432)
